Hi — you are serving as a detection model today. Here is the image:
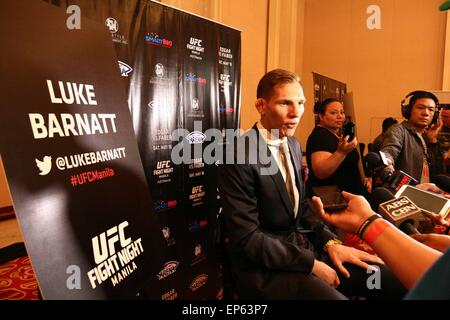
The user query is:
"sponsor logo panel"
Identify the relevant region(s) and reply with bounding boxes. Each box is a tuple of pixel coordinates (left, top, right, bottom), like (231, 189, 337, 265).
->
(219, 46, 233, 66)
(186, 37, 205, 60)
(189, 274, 208, 292)
(145, 33, 173, 48)
(156, 261, 179, 280)
(161, 288, 178, 300)
(105, 17, 128, 45)
(161, 226, 176, 247)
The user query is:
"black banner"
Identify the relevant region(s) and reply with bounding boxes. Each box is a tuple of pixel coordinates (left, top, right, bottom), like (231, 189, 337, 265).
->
(118, 1, 242, 300)
(312, 72, 347, 103)
(0, 0, 167, 299)
(312, 72, 347, 125)
(1, 0, 241, 300)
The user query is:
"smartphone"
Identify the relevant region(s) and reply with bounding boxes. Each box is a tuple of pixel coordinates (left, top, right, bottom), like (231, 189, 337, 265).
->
(395, 185, 450, 218)
(312, 185, 348, 212)
(342, 122, 355, 142)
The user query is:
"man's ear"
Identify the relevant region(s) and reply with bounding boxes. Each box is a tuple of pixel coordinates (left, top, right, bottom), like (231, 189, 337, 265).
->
(255, 98, 266, 115)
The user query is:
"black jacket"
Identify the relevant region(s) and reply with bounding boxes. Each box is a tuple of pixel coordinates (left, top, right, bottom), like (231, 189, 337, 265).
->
(218, 125, 336, 299)
(381, 121, 445, 182)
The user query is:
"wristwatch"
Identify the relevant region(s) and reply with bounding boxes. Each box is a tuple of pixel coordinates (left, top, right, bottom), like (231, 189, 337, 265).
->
(323, 239, 343, 252)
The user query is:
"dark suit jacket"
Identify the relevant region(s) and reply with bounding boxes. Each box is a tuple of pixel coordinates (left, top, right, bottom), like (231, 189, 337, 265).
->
(218, 125, 337, 299)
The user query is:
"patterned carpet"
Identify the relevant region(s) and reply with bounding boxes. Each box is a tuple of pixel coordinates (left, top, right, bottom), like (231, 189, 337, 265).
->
(0, 243, 39, 300)
(0, 227, 444, 300)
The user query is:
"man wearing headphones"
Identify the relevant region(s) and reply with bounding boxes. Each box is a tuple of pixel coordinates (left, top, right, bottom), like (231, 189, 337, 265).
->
(381, 91, 445, 183)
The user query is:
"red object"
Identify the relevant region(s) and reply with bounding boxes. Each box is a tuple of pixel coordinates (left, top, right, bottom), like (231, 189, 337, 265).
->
(364, 219, 390, 245)
(0, 256, 39, 300)
(343, 233, 375, 254)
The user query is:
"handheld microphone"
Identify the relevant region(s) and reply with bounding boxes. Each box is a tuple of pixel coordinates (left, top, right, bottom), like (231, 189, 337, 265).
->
(433, 174, 450, 194)
(366, 151, 418, 192)
(372, 187, 421, 235)
(386, 170, 419, 192)
(366, 151, 386, 168)
(371, 186, 395, 210)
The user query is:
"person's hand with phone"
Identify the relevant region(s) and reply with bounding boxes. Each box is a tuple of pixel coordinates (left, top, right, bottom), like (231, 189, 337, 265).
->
(311, 192, 384, 277)
(425, 118, 443, 143)
(312, 191, 373, 234)
(416, 182, 445, 194)
(342, 122, 355, 142)
(337, 135, 358, 155)
(312, 191, 444, 290)
(410, 233, 450, 252)
(312, 185, 348, 212)
(424, 211, 450, 226)
(379, 157, 395, 176)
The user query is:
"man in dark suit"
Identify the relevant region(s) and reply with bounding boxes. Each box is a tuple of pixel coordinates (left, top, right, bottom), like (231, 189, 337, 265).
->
(218, 69, 406, 299)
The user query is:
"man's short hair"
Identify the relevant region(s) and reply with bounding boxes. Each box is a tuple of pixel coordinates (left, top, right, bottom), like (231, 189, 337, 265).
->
(382, 117, 398, 133)
(256, 69, 301, 100)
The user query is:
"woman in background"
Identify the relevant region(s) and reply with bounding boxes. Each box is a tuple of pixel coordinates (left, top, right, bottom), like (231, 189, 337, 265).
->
(306, 98, 369, 199)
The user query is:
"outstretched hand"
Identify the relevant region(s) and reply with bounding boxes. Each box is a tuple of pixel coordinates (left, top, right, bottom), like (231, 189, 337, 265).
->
(312, 192, 384, 277)
(411, 233, 450, 253)
(337, 136, 358, 155)
(416, 182, 445, 195)
(312, 191, 374, 234)
(425, 118, 443, 143)
(421, 211, 450, 228)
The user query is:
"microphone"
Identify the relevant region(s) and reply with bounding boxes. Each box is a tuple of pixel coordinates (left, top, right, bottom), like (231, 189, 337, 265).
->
(434, 174, 450, 193)
(386, 170, 419, 192)
(371, 186, 395, 210)
(366, 151, 418, 192)
(366, 151, 387, 168)
(372, 187, 421, 235)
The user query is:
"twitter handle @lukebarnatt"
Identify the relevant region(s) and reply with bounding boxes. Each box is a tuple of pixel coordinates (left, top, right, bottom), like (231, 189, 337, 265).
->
(35, 147, 126, 176)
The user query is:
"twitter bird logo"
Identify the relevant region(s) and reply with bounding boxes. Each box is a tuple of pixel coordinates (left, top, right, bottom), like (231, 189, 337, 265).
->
(35, 156, 52, 176)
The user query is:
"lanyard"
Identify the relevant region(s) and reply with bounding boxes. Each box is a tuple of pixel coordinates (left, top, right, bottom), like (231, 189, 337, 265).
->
(416, 132, 431, 166)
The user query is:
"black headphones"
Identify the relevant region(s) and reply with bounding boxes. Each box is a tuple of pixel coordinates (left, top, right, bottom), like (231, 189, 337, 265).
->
(400, 90, 441, 125)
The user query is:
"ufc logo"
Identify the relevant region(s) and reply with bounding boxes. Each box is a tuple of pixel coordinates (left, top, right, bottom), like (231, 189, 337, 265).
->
(220, 74, 230, 81)
(157, 161, 171, 169)
(189, 37, 202, 46)
(192, 186, 203, 194)
(92, 221, 131, 264)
